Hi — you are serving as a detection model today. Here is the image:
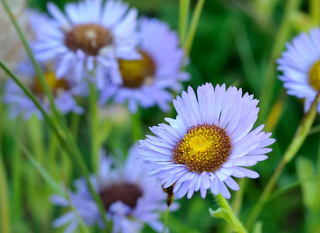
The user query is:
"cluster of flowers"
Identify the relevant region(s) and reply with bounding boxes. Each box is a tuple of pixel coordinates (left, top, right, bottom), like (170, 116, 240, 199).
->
(3, 0, 320, 232)
(4, 0, 188, 119)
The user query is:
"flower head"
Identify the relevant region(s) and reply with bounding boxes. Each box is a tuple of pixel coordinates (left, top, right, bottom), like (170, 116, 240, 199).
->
(51, 144, 178, 233)
(30, 0, 139, 88)
(139, 83, 275, 199)
(99, 18, 189, 113)
(278, 28, 320, 112)
(3, 60, 86, 119)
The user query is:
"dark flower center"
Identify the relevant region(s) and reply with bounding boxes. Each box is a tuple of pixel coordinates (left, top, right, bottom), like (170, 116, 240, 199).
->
(118, 50, 156, 88)
(32, 72, 69, 98)
(99, 182, 143, 211)
(64, 24, 113, 56)
(173, 124, 232, 173)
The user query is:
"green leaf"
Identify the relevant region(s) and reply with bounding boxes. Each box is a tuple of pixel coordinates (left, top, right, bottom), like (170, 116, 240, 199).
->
(296, 156, 318, 211)
(209, 208, 237, 230)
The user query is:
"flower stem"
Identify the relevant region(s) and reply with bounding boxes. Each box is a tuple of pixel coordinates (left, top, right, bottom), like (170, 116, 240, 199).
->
(162, 207, 170, 233)
(216, 194, 247, 233)
(184, 0, 205, 56)
(131, 109, 142, 142)
(246, 92, 320, 230)
(0, 96, 10, 233)
(179, 0, 190, 44)
(89, 82, 99, 173)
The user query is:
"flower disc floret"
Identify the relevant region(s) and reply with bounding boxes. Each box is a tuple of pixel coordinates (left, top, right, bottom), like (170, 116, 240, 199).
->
(64, 24, 113, 56)
(119, 50, 156, 88)
(173, 124, 231, 173)
(309, 60, 320, 91)
(99, 182, 143, 211)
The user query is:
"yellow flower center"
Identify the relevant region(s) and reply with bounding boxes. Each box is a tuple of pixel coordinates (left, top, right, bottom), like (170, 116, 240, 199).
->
(309, 60, 320, 91)
(64, 24, 113, 56)
(173, 124, 232, 173)
(32, 72, 69, 97)
(118, 50, 156, 88)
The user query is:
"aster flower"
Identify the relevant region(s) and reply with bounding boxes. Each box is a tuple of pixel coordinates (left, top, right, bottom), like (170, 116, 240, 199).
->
(139, 83, 275, 199)
(99, 17, 189, 113)
(30, 0, 139, 88)
(51, 144, 179, 233)
(3, 60, 86, 119)
(277, 28, 320, 112)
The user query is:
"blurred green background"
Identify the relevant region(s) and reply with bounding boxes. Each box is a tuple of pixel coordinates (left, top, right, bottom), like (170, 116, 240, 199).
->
(2, 0, 320, 232)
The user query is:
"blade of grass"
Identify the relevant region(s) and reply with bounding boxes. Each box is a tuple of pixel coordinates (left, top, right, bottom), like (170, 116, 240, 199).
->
(184, 0, 205, 56)
(90, 82, 99, 173)
(179, 0, 190, 44)
(0, 152, 10, 233)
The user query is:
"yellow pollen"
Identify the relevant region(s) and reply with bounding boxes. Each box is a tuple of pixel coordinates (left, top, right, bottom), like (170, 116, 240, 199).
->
(32, 72, 69, 97)
(309, 60, 320, 91)
(64, 24, 112, 56)
(173, 124, 232, 173)
(118, 50, 156, 88)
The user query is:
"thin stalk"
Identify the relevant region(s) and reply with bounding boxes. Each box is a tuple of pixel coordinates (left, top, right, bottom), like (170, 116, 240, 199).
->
(162, 207, 170, 233)
(90, 82, 99, 173)
(0, 153, 10, 233)
(0, 97, 10, 233)
(0, 61, 112, 230)
(132, 109, 142, 142)
(216, 194, 247, 233)
(11, 120, 22, 221)
(258, 0, 302, 124)
(48, 131, 58, 178)
(246, 92, 320, 230)
(179, 0, 190, 44)
(184, 0, 205, 56)
(70, 113, 80, 139)
(28, 116, 44, 163)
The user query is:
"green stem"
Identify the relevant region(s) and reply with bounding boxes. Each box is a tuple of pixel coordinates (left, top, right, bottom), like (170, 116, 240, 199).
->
(90, 82, 99, 173)
(49, 130, 58, 178)
(70, 113, 80, 139)
(179, 0, 190, 44)
(258, 0, 302, 124)
(216, 194, 247, 233)
(28, 116, 44, 163)
(11, 120, 22, 221)
(184, 0, 205, 56)
(132, 109, 142, 142)
(0, 152, 10, 233)
(246, 92, 320, 230)
(162, 207, 170, 233)
(0, 97, 10, 233)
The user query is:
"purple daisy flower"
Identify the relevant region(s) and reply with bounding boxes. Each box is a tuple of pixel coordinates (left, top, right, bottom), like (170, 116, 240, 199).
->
(139, 83, 275, 199)
(3, 60, 86, 119)
(278, 28, 320, 112)
(99, 17, 189, 113)
(51, 144, 179, 233)
(30, 0, 140, 88)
